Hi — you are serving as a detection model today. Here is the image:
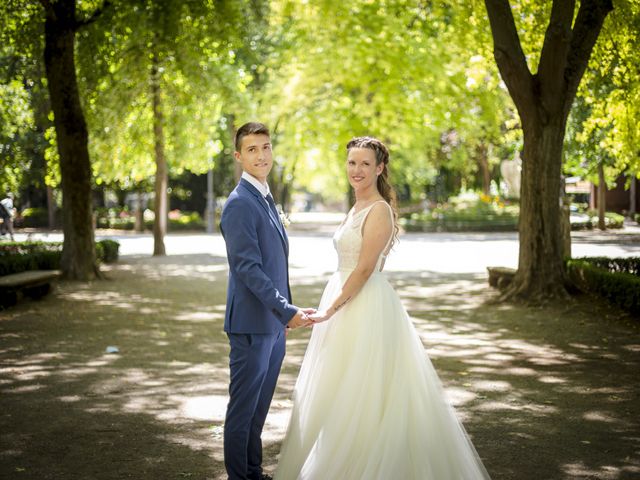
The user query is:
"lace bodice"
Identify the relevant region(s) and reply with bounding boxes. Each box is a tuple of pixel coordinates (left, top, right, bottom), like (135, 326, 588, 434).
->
(333, 200, 394, 272)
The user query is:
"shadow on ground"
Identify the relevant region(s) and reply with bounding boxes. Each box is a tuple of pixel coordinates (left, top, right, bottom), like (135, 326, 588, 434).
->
(1, 254, 639, 479)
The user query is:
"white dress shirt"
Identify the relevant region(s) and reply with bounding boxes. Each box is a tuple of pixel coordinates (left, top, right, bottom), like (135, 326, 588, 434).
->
(241, 171, 271, 201)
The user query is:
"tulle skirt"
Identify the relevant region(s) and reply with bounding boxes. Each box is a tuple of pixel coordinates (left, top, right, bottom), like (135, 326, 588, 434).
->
(274, 270, 491, 480)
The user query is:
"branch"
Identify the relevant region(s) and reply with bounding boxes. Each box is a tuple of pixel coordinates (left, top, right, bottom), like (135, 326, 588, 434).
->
(38, 0, 57, 21)
(564, 0, 613, 113)
(484, 0, 534, 114)
(75, 0, 111, 29)
(537, 0, 575, 111)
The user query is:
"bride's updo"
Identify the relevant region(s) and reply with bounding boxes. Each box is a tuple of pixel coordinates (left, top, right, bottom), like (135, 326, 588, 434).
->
(346, 136, 399, 244)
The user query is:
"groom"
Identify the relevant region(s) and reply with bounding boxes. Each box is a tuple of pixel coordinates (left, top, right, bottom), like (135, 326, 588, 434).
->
(220, 122, 313, 480)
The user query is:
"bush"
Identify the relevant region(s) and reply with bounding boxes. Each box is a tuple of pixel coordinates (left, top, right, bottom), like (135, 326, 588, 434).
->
(400, 193, 519, 232)
(567, 257, 640, 315)
(575, 210, 625, 230)
(96, 239, 119, 263)
(0, 242, 63, 276)
(168, 211, 205, 231)
(19, 208, 50, 228)
(573, 256, 640, 276)
(0, 239, 119, 275)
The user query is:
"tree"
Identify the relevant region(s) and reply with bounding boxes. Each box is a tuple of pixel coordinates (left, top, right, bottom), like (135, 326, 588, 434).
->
(565, 0, 640, 225)
(37, 0, 110, 280)
(79, 0, 245, 255)
(484, 0, 613, 301)
(0, 2, 55, 223)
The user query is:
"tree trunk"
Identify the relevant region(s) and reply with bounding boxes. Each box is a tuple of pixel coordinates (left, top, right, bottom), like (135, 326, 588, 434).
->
(505, 117, 568, 301)
(597, 162, 606, 230)
(151, 50, 167, 256)
(227, 114, 242, 184)
(47, 186, 56, 229)
(485, 0, 613, 302)
(629, 175, 636, 217)
(134, 190, 144, 233)
(477, 143, 491, 195)
(560, 177, 571, 259)
(42, 0, 97, 280)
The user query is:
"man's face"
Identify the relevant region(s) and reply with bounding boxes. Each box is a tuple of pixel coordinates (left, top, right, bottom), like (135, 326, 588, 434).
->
(235, 133, 273, 183)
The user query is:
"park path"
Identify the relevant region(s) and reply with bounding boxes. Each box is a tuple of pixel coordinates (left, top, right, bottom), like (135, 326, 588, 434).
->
(1, 229, 639, 479)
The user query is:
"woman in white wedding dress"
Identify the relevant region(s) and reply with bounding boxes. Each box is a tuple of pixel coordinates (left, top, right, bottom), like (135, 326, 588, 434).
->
(274, 137, 491, 480)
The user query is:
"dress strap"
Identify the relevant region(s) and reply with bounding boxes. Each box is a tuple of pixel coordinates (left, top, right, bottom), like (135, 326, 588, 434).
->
(359, 200, 395, 251)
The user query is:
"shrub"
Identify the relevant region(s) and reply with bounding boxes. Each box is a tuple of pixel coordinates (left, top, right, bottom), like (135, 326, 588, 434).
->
(168, 211, 205, 231)
(96, 239, 119, 263)
(573, 256, 640, 276)
(0, 239, 119, 275)
(566, 257, 640, 315)
(0, 242, 63, 276)
(19, 208, 50, 228)
(399, 194, 519, 232)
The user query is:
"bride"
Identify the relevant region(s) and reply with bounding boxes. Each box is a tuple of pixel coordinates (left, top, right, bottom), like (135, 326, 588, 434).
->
(274, 136, 491, 480)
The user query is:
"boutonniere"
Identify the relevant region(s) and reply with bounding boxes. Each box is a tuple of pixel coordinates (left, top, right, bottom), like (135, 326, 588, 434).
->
(278, 208, 291, 229)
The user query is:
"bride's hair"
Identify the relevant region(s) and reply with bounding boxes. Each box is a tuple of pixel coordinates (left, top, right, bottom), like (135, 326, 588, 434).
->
(346, 136, 399, 246)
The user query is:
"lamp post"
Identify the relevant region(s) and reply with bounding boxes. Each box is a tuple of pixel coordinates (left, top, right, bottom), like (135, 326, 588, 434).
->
(206, 164, 216, 233)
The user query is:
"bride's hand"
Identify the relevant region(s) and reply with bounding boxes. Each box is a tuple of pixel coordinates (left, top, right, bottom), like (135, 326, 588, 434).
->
(309, 310, 331, 324)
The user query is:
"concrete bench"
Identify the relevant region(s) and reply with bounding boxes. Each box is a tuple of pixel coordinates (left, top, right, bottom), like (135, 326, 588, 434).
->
(487, 266, 517, 289)
(0, 270, 61, 307)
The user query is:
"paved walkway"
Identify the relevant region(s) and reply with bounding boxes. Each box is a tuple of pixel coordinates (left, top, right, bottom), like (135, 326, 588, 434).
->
(1, 227, 639, 479)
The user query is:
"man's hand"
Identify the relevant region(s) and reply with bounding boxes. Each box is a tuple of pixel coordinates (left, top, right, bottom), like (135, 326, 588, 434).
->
(287, 309, 314, 329)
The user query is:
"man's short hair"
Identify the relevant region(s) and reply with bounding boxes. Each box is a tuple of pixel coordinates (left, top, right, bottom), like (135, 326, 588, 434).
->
(235, 122, 270, 152)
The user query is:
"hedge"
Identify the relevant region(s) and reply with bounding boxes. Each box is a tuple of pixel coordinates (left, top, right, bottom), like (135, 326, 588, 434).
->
(572, 256, 640, 276)
(0, 240, 119, 276)
(566, 257, 640, 315)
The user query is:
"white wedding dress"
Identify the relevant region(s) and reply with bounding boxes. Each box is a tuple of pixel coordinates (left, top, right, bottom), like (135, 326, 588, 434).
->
(274, 201, 491, 480)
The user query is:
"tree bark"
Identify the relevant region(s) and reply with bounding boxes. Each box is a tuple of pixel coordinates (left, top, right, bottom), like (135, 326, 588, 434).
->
(226, 114, 242, 184)
(477, 143, 491, 195)
(47, 185, 56, 229)
(630, 175, 637, 218)
(134, 190, 144, 233)
(41, 0, 98, 280)
(151, 49, 168, 256)
(485, 0, 613, 302)
(597, 162, 606, 230)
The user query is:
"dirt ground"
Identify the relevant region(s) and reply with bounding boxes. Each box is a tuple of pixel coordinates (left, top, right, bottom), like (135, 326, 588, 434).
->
(1, 249, 639, 480)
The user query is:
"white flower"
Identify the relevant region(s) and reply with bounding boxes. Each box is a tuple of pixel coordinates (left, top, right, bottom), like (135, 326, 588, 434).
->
(278, 208, 291, 228)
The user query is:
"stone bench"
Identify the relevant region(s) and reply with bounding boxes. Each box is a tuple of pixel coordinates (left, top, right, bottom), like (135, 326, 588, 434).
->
(487, 266, 517, 289)
(0, 270, 61, 307)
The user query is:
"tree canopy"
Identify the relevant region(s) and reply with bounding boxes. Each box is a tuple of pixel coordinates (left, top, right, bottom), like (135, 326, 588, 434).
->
(2, 1, 637, 202)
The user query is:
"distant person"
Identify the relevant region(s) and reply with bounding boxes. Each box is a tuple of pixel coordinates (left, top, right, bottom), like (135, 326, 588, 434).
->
(274, 137, 491, 479)
(0, 193, 15, 241)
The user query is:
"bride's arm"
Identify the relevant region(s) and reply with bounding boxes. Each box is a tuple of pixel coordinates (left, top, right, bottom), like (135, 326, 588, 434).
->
(310, 203, 392, 323)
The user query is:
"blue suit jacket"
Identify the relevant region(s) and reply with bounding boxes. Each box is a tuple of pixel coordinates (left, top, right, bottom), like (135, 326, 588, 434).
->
(220, 178, 298, 334)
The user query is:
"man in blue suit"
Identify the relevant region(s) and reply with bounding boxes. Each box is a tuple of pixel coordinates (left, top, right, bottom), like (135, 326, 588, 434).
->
(220, 122, 313, 480)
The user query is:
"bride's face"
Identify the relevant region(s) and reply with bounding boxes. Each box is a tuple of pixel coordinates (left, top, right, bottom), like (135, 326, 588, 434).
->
(347, 148, 383, 192)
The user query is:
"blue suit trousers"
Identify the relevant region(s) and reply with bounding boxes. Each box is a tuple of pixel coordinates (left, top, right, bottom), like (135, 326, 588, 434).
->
(224, 331, 286, 480)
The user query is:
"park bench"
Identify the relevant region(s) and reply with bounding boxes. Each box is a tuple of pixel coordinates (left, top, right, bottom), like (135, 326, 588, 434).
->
(0, 270, 61, 308)
(487, 266, 516, 289)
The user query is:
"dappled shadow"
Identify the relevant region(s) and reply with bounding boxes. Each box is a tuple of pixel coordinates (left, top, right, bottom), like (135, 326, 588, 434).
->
(1, 256, 639, 479)
(387, 270, 640, 480)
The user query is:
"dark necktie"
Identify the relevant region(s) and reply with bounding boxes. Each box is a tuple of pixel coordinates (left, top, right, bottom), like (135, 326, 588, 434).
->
(266, 194, 283, 234)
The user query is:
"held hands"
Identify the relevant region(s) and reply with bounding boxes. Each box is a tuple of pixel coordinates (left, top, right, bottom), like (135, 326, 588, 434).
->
(287, 308, 316, 330)
(308, 309, 332, 324)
